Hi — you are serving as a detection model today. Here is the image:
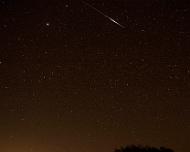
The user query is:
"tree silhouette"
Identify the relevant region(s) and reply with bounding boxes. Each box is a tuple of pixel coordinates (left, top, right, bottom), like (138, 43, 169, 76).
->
(115, 145, 174, 152)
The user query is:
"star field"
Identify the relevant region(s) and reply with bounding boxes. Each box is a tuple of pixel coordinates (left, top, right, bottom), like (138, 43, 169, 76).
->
(0, 0, 190, 152)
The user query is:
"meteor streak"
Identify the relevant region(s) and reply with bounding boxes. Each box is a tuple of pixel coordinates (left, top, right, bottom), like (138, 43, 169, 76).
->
(82, 1, 125, 28)
(107, 17, 125, 28)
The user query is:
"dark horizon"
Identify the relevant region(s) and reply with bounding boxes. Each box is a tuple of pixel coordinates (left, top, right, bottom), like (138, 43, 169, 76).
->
(0, 0, 189, 152)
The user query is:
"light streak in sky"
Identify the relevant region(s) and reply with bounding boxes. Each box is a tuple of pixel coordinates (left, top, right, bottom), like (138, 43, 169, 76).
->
(82, 1, 125, 28)
(107, 17, 125, 28)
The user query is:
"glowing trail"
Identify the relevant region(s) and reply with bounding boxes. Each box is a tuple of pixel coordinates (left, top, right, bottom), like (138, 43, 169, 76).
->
(82, 1, 125, 28)
(107, 17, 125, 28)
(82, 1, 109, 18)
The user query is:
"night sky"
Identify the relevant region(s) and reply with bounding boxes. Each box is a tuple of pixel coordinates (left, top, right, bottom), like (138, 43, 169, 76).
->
(0, 0, 190, 152)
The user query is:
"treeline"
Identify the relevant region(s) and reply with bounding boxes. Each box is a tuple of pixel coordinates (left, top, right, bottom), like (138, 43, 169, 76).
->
(115, 145, 174, 152)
